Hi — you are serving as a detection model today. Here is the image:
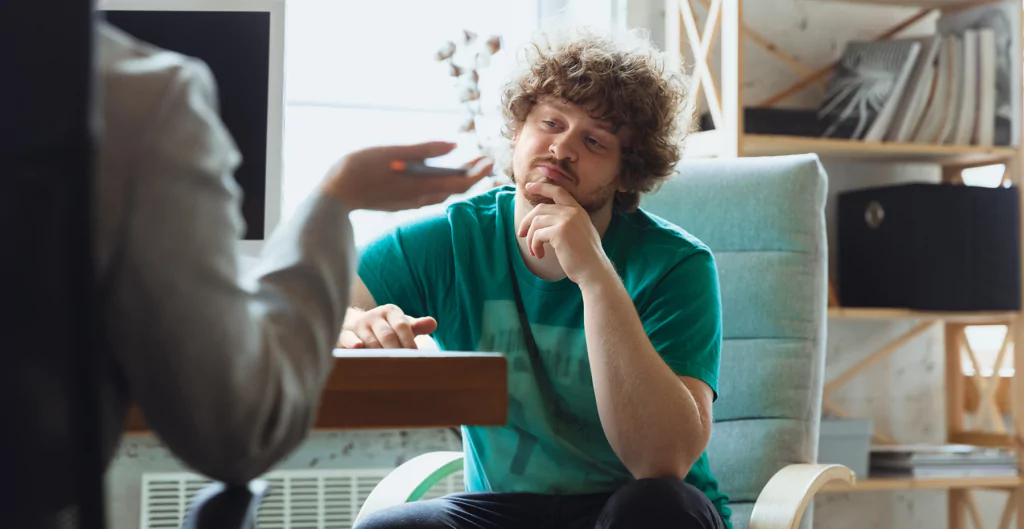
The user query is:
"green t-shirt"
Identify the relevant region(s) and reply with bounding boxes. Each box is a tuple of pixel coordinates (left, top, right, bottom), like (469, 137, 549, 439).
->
(359, 186, 730, 525)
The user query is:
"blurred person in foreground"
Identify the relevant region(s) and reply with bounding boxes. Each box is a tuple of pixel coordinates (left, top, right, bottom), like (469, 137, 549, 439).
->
(18, 19, 491, 527)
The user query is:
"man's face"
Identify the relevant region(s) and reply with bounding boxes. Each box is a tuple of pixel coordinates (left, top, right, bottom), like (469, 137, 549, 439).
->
(512, 97, 624, 212)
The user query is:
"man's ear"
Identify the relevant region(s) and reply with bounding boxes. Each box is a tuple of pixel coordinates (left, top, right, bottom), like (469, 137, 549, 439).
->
(615, 170, 627, 193)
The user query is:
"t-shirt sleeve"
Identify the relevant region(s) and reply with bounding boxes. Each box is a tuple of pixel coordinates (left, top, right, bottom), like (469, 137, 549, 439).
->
(640, 248, 723, 400)
(357, 214, 454, 319)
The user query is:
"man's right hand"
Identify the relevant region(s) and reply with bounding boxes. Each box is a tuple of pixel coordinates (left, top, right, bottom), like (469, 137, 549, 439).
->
(337, 305, 437, 349)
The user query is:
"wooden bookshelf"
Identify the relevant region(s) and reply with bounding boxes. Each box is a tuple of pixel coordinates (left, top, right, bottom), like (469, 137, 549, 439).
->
(667, 0, 1024, 527)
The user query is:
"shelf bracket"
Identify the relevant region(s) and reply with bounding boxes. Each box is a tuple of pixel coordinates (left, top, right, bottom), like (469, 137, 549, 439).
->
(962, 327, 1010, 434)
(679, 0, 724, 128)
(824, 320, 937, 395)
(998, 489, 1018, 529)
(693, 0, 813, 79)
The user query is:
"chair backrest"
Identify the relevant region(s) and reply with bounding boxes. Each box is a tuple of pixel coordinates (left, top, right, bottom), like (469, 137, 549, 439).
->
(641, 154, 829, 529)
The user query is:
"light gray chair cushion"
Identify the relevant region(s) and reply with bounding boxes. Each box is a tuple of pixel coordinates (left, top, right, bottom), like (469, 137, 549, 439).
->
(641, 154, 829, 529)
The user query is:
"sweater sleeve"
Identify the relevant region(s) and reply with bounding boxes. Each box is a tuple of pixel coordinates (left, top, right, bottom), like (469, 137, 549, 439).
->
(106, 56, 355, 483)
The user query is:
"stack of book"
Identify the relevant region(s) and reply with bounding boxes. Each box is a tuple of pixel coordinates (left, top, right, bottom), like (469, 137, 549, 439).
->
(818, 0, 1020, 147)
(870, 444, 1019, 479)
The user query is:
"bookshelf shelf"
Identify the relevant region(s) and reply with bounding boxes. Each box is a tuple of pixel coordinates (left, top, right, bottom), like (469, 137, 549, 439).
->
(805, 0, 993, 7)
(684, 131, 1017, 164)
(828, 307, 1018, 324)
(822, 476, 1024, 492)
(744, 135, 1016, 165)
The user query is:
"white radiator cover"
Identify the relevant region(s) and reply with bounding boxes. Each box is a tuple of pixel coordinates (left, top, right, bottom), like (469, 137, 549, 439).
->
(140, 468, 465, 529)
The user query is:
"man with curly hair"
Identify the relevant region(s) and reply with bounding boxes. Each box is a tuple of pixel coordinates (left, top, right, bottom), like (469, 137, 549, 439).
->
(347, 28, 730, 529)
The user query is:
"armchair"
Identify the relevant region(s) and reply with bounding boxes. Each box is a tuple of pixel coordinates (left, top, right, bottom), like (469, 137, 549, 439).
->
(355, 154, 852, 529)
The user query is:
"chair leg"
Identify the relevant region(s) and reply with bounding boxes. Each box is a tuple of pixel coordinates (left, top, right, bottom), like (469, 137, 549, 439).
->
(181, 480, 270, 529)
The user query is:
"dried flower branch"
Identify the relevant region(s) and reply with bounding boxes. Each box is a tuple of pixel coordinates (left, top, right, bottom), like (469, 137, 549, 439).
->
(435, 41, 456, 62)
(435, 30, 504, 153)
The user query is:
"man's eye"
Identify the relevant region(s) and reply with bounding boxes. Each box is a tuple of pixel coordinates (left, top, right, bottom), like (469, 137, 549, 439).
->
(543, 120, 557, 127)
(587, 137, 603, 148)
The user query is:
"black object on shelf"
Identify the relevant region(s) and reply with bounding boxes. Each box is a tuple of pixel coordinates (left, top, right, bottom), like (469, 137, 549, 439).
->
(838, 183, 1021, 311)
(699, 107, 824, 136)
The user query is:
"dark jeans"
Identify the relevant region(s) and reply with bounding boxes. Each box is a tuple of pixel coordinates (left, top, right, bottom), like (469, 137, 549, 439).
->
(354, 478, 726, 529)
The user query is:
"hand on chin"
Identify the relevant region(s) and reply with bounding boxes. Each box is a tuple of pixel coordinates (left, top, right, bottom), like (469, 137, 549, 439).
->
(526, 193, 556, 207)
(523, 177, 564, 207)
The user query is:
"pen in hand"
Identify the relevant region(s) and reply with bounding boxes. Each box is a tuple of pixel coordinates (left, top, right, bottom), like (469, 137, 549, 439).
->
(390, 160, 470, 176)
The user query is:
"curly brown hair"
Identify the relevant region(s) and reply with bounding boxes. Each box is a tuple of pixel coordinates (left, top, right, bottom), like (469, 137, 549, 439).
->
(500, 28, 692, 212)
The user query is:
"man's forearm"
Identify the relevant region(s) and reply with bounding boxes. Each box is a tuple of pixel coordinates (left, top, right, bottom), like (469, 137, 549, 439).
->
(581, 273, 710, 480)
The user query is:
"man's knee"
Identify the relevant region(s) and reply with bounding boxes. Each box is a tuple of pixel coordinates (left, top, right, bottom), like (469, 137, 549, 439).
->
(596, 478, 722, 529)
(351, 508, 411, 529)
(352, 501, 449, 529)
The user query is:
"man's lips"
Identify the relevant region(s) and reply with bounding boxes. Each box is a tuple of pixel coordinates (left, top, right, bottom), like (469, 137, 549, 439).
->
(538, 165, 571, 183)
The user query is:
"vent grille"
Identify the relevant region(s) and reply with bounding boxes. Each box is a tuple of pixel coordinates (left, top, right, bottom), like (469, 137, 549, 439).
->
(141, 468, 464, 529)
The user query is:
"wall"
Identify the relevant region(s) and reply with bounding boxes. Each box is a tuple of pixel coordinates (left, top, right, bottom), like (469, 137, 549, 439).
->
(625, 1, 1013, 528)
(106, 429, 461, 528)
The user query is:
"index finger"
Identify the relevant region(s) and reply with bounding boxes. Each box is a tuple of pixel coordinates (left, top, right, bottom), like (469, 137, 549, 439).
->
(526, 182, 579, 207)
(337, 330, 364, 349)
(385, 310, 418, 349)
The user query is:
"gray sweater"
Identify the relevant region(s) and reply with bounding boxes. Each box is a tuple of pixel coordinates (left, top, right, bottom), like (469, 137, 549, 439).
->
(92, 22, 354, 486)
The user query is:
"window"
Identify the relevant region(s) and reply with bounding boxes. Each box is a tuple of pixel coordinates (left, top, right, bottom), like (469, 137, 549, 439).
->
(282, 0, 542, 247)
(963, 325, 1014, 376)
(961, 164, 1009, 188)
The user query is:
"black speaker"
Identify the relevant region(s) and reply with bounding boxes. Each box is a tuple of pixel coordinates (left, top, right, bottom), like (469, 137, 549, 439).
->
(838, 183, 1021, 311)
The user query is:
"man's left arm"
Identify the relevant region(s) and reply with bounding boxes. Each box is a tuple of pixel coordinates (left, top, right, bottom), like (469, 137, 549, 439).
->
(520, 182, 720, 480)
(581, 261, 718, 480)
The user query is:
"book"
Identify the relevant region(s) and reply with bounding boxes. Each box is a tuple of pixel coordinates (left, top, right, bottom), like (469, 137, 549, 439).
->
(870, 443, 1019, 466)
(886, 35, 942, 143)
(818, 39, 921, 140)
(937, 0, 1021, 146)
(912, 35, 954, 144)
(871, 466, 1019, 479)
(953, 29, 979, 144)
(975, 28, 997, 146)
(939, 34, 963, 144)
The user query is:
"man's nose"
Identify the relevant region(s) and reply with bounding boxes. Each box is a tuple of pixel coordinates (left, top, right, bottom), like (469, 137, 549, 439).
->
(548, 135, 577, 163)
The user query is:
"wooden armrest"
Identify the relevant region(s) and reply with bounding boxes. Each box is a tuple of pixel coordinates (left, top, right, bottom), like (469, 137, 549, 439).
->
(353, 451, 464, 526)
(749, 464, 855, 529)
